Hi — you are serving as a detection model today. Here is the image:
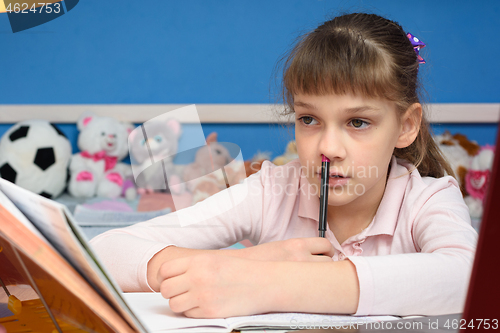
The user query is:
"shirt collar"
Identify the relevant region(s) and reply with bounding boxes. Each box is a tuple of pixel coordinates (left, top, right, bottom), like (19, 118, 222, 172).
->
(364, 156, 411, 237)
(297, 156, 411, 237)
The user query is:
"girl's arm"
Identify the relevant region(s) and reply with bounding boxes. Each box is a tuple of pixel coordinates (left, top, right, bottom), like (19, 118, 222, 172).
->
(147, 237, 336, 291)
(349, 179, 477, 316)
(156, 253, 359, 318)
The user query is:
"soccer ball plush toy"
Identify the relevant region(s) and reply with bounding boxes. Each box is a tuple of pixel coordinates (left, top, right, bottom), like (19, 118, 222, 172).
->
(68, 112, 137, 200)
(0, 120, 72, 198)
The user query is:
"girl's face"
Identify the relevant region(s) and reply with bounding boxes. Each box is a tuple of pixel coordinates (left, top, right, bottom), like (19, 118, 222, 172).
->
(294, 93, 407, 209)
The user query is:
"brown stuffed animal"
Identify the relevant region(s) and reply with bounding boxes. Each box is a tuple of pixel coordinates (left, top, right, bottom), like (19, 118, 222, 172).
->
(244, 152, 270, 177)
(272, 140, 298, 166)
(435, 131, 480, 196)
(183, 133, 247, 204)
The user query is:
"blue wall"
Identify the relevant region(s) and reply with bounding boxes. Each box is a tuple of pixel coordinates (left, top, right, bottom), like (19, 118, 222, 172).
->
(1, 0, 499, 159)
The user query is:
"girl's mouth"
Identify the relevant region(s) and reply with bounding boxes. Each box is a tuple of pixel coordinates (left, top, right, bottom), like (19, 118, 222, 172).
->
(328, 175, 350, 186)
(317, 172, 350, 185)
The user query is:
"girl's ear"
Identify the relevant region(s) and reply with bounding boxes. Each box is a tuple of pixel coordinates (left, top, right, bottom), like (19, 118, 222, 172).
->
(395, 103, 422, 149)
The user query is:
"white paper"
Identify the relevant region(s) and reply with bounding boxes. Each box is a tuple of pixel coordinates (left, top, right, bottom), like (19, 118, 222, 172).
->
(0, 189, 50, 244)
(123, 292, 399, 333)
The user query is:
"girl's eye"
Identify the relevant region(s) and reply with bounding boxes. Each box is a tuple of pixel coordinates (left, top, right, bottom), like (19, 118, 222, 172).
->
(154, 135, 162, 143)
(101, 132, 106, 136)
(299, 116, 318, 126)
(350, 119, 369, 129)
(140, 139, 146, 146)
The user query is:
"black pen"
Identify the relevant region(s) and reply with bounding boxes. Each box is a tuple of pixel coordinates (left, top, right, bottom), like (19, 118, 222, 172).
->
(319, 154, 330, 237)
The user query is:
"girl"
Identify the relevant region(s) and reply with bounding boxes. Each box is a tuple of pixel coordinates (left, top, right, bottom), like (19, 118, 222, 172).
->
(90, 13, 477, 319)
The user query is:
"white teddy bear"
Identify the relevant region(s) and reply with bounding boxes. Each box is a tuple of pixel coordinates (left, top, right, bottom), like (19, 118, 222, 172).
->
(68, 112, 137, 200)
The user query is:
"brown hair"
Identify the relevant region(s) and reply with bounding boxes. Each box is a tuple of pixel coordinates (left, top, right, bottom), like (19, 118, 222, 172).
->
(279, 13, 453, 178)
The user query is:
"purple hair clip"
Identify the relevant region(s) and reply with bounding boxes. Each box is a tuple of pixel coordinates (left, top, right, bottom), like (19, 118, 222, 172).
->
(407, 32, 426, 64)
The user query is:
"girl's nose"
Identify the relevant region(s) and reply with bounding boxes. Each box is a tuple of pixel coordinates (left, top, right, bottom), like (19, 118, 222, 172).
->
(318, 127, 346, 161)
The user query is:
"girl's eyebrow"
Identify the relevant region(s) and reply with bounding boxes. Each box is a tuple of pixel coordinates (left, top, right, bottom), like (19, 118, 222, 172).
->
(293, 101, 317, 110)
(344, 106, 380, 115)
(294, 101, 379, 114)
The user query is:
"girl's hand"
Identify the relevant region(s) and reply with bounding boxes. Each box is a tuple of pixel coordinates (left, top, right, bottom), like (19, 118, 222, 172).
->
(236, 237, 335, 262)
(147, 238, 334, 291)
(157, 254, 276, 318)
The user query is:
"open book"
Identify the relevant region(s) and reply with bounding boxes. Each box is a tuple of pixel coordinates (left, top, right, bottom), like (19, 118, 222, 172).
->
(123, 293, 398, 332)
(0, 178, 398, 332)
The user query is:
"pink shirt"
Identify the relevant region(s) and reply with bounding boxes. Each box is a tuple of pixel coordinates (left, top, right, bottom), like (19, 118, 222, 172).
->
(90, 156, 477, 316)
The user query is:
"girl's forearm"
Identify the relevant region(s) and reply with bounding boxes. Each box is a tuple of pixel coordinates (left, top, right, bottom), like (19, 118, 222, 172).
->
(149, 249, 359, 316)
(147, 239, 339, 294)
(264, 260, 360, 314)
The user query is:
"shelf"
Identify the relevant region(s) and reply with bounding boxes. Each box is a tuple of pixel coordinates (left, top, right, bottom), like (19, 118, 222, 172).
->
(0, 104, 499, 124)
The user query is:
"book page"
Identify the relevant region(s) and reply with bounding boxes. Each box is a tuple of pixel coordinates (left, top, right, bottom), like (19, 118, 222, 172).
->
(123, 293, 230, 332)
(0, 190, 49, 244)
(225, 311, 399, 330)
(0, 179, 147, 332)
(122, 292, 399, 332)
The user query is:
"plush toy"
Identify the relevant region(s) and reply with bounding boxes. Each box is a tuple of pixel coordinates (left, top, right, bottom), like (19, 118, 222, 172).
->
(272, 140, 298, 166)
(128, 118, 183, 194)
(182, 133, 246, 204)
(464, 146, 495, 220)
(244, 151, 271, 177)
(183, 133, 230, 183)
(0, 120, 71, 199)
(434, 131, 480, 196)
(68, 112, 137, 200)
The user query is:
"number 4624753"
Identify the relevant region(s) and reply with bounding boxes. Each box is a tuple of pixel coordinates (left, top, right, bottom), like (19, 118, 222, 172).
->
(5, 3, 61, 14)
(444, 319, 499, 330)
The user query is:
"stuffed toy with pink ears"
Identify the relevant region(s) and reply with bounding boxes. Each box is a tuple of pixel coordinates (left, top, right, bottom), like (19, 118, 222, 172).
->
(464, 145, 495, 220)
(128, 117, 183, 194)
(67, 111, 137, 200)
